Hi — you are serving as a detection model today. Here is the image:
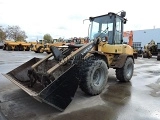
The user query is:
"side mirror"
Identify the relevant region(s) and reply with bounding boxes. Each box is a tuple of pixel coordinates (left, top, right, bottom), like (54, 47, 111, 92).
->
(121, 11, 126, 18)
(124, 19, 127, 24)
(83, 19, 89, 24)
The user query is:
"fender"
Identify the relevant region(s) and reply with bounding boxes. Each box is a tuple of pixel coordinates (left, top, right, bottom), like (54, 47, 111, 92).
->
(110, 54, 134, 68)
(89, 51, 109, 67)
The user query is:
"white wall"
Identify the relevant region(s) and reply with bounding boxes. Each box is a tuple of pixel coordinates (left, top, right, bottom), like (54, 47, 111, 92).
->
(133, 28, 160, 47)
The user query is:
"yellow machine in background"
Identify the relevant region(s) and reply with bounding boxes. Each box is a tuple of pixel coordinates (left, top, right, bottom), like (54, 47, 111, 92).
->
(31, 40, 45, 53)
(143, 40, 157, 58)
(3, 40, 19, 51)
(4, 11, 134, 111)
(70, 37, 89, 44)
(44, 39, 66, 54)
(3, 40, 32, 51)
(31, 39, 67, 54)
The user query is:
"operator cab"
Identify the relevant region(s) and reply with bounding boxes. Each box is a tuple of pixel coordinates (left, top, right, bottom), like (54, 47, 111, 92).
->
(89, 11, 127, 44)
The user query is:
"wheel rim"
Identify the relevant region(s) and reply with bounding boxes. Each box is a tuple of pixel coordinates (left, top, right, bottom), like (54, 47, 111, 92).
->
(93, 68, 104, 86)
(126, 63, 133, 78)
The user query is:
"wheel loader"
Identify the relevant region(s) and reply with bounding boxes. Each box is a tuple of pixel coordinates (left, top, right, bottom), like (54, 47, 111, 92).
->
(31, 40, 45, 53)
(44, 39, 66, 54)
(143, 40, 157, 58)
(3, 11, 134, 111)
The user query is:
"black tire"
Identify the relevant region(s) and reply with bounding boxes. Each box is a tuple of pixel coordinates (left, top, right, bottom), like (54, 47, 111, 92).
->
(14, 46, 19, 51)
(47, 52, 51, 54)
(143, 53, 148, 58)
(19, 46, 24, 51)
(133, 53, 138, 59)
(37, 46, 44, 53)
(6, 45, 12, 51)
(34, 51, 38, 53)
(138, 54, 142, 57)
(157, 54, 160, 61)
(3, 45, 6, 50)
(116, 57, 134, 82)
(79, 57, 108, 95)
(25, 46, 30, 51)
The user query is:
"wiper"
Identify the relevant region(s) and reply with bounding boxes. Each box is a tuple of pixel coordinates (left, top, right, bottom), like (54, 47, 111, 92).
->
(97, 23, 109, 38)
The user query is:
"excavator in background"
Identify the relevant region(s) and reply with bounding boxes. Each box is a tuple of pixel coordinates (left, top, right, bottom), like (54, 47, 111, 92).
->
(123, 31, 139, 58)
(3, 11, 134, 111)
(143, 40, 160, 60)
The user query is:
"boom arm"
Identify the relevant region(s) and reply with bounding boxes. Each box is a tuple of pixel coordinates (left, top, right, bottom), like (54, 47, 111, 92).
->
(123, 31, 133, 47)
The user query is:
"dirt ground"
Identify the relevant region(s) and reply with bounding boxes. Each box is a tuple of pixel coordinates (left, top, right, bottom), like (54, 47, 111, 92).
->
(0, 49, 160, 120)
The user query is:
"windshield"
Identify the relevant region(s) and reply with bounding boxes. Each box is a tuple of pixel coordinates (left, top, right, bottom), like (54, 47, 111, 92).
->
(89, 15, 114, 41)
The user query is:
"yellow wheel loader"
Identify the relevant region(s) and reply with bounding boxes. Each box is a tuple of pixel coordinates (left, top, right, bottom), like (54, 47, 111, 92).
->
(31, 40, 45, 53)
(44, 41, 66, 54)
(143, 40, 157, 58)
(3, 11, 134, 111)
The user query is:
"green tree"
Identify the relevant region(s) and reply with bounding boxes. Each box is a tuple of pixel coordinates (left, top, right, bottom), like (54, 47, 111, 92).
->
(43, 34, 53, 43)
(0, 26, 6, 41)
(5, 25, 27, 41)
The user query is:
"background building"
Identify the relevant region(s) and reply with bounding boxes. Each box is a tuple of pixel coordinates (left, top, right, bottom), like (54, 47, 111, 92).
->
(124, 28, 160, 49)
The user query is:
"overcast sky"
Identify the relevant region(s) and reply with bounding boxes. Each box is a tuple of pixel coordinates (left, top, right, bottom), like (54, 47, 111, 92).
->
(0, 0, 159, 41)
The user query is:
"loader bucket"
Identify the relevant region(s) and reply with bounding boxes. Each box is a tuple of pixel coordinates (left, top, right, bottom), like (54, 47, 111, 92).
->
(3, 58, 79, 111)
(3, 41, 96, 111)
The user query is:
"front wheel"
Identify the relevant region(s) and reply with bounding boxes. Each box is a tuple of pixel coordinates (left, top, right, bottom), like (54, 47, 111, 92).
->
(3, 45, 6, 50)
(37, 46, 44, 53)
(25, 46, 30, 51)
(116, 57, 134, 82)
(79, 57, 108, 95)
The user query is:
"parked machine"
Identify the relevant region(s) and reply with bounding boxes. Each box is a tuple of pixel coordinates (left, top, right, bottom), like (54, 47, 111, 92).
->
(3, 40, 31, 51)
(44, 39, 66, 54)
(31, 39, 67, 54)
(70, 37, 89, 44)
(143, 40, 157, 58)
(3, 40, 19, 50)
(3, 11, 134, 111)
(31, 40, 45, 53)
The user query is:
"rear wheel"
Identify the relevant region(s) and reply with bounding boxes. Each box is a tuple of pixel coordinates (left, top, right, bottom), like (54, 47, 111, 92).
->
(157, 54, 160, 61)
(79, 57, 108, 95)
(19, 46, 24, 51)
(6, 45, 12, 51)
(3, 45, 6, 50)
(116, 57, 134, 82)
(133, 53, 138, 59)
(14, 46, 19, 51)
(25, 46, 30, 51)
(47, 52, 51, 54)
(37, 46, 44, 53)
(143, 52, 149, 58)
